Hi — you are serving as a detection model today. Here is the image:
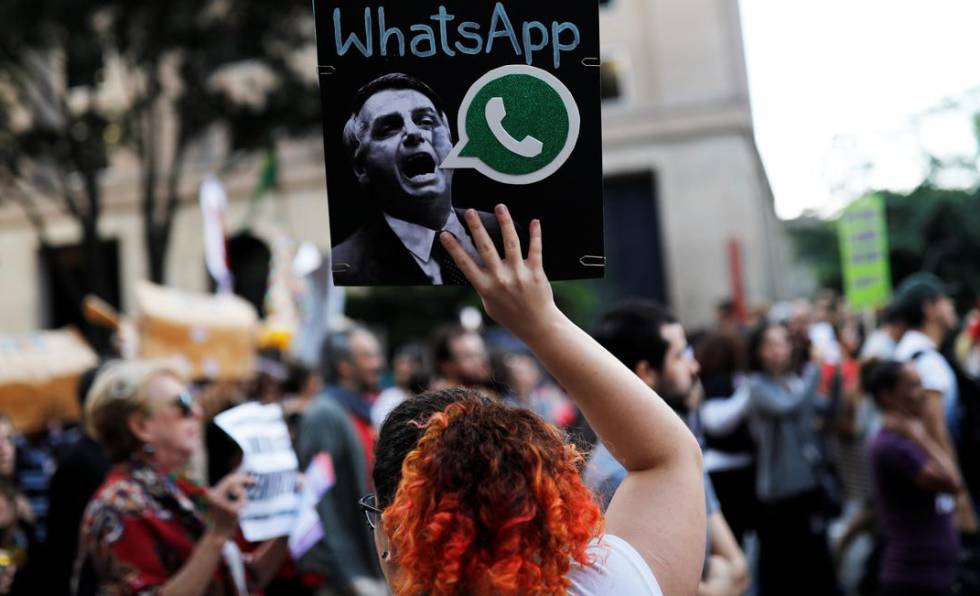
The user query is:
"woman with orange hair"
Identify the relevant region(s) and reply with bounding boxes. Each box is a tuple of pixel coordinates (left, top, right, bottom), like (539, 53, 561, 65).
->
(362, 205, 707, 595)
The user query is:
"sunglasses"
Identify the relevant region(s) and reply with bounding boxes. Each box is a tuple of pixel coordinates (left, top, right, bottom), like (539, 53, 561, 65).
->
(359, 494, 382, 530)
(171, 390, 197, 418)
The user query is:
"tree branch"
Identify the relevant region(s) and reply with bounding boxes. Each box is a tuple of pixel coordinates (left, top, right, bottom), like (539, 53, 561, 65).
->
(140, 62, 165, 280)
(51, 164, 83, 221)
(126, 60, 148, 162)
(0, 44, 61, 127)
(164, 131, 188, 231)
(141, 111, 159, 224)
(0, 38, 91, 228)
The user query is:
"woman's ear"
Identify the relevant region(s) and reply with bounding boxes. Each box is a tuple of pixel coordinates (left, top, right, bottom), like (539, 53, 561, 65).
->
(375, 519, 389, 553)
(127, 411, 153, 444)
(374, 517, 396, 581)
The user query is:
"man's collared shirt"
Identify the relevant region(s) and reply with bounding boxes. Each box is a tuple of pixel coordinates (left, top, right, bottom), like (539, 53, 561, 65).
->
(383, 211, 482, 284)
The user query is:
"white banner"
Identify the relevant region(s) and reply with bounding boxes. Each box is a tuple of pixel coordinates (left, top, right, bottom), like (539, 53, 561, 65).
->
(200, 174, 233, 294)
(214, 402, 300, 542)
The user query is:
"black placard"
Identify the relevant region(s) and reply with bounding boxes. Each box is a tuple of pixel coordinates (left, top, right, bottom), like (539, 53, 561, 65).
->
(314, 0, 603, 285)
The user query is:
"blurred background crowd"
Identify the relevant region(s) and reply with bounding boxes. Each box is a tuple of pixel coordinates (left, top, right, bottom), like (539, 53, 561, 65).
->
(2, 0, 980, 594)
(0, 269, 974, 594)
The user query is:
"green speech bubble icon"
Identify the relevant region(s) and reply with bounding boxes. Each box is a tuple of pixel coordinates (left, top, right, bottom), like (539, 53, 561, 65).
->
(441, 65, 580, 185)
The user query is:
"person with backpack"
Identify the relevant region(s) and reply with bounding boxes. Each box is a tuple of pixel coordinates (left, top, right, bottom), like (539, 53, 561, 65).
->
(893, 273, 978, 533)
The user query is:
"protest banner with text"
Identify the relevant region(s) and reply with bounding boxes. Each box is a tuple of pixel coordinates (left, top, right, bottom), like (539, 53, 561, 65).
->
(839, 194, 892, 310)
(313, 0, 603, 285)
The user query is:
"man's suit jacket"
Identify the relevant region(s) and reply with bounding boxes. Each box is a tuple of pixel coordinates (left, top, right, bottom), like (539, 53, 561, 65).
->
(332, 208, 513, 285)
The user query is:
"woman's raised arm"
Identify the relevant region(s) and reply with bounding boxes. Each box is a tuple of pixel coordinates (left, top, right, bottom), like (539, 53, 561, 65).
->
(441, 205, 706, 596)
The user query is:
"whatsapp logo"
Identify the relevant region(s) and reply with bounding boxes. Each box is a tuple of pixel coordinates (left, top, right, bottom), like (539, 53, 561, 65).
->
(441, 65, 580, 185)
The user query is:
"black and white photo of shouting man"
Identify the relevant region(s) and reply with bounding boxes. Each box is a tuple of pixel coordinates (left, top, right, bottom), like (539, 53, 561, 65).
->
(331, 73, 514, 285)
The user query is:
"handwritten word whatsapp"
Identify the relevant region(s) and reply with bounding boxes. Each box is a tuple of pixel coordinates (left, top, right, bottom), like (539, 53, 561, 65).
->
(329, 3, 581, 69)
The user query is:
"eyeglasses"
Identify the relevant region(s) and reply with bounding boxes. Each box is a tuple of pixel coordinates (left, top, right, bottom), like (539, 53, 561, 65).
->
(171, 390, 197, 418)
(359, 494, 382, 529)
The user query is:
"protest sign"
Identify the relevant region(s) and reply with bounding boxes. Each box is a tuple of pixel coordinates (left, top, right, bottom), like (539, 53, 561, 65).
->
(313, 0, 603, 285)
(838, 194, 892, 310)
(214, 402, 300, 542)
(288, 452, 337, 560)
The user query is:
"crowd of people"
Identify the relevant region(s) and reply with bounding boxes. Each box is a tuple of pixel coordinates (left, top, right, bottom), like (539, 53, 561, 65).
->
(693, 273, 980, 596)
(0, 208, 976, 595)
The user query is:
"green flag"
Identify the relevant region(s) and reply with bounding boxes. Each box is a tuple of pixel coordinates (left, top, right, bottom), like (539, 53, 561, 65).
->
(242, 148, 279, 227)
(839, 194, 892, 309)
(253, 148, 279, 198)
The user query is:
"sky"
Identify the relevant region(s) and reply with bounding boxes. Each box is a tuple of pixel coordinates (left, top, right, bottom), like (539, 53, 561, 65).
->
(738, 0, 980, 220)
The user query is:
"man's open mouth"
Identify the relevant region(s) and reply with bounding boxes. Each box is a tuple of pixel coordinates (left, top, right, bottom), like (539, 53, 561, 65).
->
(400, 152, 438, 183)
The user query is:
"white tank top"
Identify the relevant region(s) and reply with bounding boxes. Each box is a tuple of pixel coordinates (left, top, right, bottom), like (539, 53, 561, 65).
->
(565, 534, 664, 595)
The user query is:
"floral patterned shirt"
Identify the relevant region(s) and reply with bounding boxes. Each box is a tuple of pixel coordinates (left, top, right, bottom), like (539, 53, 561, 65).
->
(76, 459, 241, 596)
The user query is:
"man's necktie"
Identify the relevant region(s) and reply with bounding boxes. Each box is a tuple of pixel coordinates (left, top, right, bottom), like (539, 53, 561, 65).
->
(430, 234, 468, 285)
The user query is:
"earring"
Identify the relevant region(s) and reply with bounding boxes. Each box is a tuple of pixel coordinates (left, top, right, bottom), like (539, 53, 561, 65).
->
(382, 550, 390, 561)
(142, 444, 155, 456)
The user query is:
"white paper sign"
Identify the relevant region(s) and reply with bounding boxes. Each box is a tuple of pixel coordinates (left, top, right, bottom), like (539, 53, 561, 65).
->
(214, 402, 300, 541)
(288, 451, 336, 560)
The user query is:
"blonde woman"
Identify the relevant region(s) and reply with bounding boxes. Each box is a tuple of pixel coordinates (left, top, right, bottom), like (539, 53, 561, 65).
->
(77, 360, 287, 596)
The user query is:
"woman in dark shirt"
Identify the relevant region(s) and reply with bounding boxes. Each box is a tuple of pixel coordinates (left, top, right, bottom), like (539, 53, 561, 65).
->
(867, 361, 961, 596)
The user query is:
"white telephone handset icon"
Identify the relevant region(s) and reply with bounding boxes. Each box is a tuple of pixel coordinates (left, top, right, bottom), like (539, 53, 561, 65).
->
(485, 97, 543, 158)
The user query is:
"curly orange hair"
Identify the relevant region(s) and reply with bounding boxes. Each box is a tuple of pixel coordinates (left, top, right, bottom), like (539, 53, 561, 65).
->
(381, 393, 604, 595)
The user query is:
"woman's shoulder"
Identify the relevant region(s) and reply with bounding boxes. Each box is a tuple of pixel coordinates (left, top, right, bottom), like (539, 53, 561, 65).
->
(743, 372, 764, 388)
(565, 534, 664, 596)
(86, 464, 155, 518)
(743, 373, 771, 400)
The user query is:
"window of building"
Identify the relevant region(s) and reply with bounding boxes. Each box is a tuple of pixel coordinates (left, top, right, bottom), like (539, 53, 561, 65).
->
(601, 172, 668, 305)
(219, 231, 272, 318)
(39, 238, 121, 351)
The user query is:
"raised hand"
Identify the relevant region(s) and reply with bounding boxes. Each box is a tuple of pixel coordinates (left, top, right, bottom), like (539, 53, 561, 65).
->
(206, 472, 253, 539)
(439, 205, 560, 340)
(443, 206, 706, 596)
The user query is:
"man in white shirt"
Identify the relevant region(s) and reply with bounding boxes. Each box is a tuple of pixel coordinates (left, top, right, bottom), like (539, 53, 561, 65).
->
(894, 272, 977, 531)
(584, 300, 750, 596)
(332, 73, 513, 285)
(861, 303, 906, 361)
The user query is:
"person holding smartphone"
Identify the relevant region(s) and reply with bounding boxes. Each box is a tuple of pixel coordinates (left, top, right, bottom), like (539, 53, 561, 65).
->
(77, 361, 289, 596)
